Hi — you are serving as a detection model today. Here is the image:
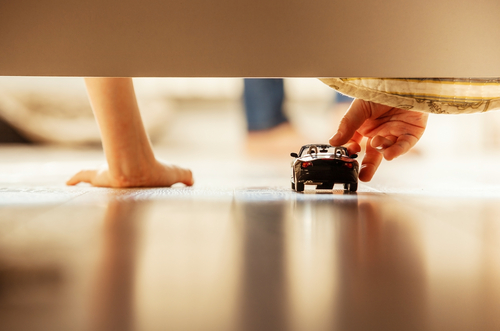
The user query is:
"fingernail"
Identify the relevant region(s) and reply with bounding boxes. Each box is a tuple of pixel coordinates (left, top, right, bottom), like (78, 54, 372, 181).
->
(330, 131, 342, 141)
(372, 141, 384, 151)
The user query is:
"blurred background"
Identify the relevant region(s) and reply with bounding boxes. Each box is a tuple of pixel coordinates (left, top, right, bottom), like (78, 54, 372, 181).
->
(1, 77, 500, 158)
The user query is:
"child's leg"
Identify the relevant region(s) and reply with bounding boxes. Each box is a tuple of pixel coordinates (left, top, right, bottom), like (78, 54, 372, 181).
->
(243, 78, 288, 131)
(243, 78, 305, 154)
(67, 77, 193, 188)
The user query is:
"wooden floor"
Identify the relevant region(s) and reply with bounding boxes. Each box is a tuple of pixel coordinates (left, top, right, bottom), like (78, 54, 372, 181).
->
(1, 140, 500, 331)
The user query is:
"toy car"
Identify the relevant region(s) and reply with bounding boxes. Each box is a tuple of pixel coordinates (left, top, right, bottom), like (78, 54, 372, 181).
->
(290, 144, 359, 192)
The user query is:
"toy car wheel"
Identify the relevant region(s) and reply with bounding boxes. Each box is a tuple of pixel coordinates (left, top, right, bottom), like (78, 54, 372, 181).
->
(291, 182, 295, 190)
(349, 182, 358, 192)
(296, 182, 304, 192)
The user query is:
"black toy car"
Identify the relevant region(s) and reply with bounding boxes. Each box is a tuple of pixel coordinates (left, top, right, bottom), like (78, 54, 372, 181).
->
(291, 144, 359, 192)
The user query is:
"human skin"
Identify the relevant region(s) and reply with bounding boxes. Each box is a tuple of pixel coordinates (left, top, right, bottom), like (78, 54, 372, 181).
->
(329, 99, 428, 182)
(67, 77, 193, 188)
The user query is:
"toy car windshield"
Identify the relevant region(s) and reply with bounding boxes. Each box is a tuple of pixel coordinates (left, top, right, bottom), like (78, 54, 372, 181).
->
(298, 145, 349, 157)
(299, 146, 349, 157)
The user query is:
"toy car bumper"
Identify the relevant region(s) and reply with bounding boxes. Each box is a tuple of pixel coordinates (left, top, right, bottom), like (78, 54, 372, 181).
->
(296, 169, 358, 185)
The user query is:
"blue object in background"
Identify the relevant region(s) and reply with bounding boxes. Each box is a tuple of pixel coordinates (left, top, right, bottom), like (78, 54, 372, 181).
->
(336, 91, 353, 103)
(243, 78, 353, 132)
(243, 78, 288, 131)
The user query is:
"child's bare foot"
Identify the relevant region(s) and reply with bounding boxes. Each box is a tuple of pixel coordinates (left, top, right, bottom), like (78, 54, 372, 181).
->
(66, 160, 193, 188)
(246, 122, 306, 156)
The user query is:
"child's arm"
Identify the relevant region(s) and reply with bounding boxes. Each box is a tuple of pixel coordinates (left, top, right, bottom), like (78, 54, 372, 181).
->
(67, 77, 193, 188)
(329, 99, 428, 182)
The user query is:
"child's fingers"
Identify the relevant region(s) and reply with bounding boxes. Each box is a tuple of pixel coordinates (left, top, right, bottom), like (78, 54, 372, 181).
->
(178, 168, 194, 186)
(329, 99, 371, 146)
(359, 138, 383, 182)
(382, 134, 419, 160)
(371, 135, 397, 150)
(344, 131, 364, 154)
(345, 141, 362, 154)
(66, 170, 97, 186)
(165, 164, 194, 187)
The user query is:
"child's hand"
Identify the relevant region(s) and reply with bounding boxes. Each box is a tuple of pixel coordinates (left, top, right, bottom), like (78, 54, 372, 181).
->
(329, 99, 428, 182)
(66, 160, 194, 188)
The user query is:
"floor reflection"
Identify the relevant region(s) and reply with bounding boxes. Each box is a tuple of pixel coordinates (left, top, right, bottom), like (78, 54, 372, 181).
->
(0, 259, 64, 311)
(91, 199, 144, 331)
(236, 200, 288, 331)
(133, 197, 239, 331)
(234, 192, 427, 331)
(334, 201, 427, 331)
(3, 188, 500, 331)
(286, 195, 360, 331)
(477, 210, 500, 330)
